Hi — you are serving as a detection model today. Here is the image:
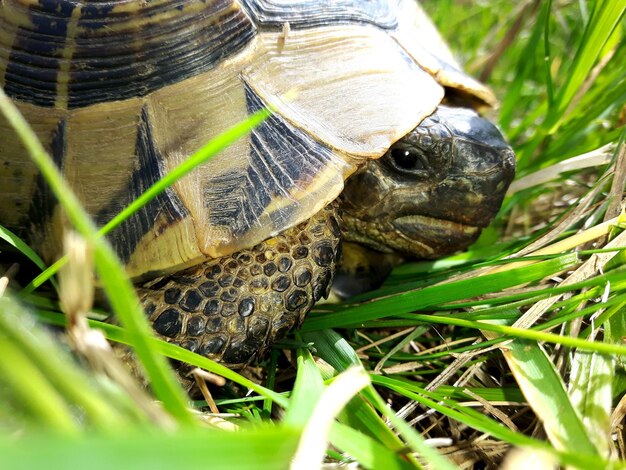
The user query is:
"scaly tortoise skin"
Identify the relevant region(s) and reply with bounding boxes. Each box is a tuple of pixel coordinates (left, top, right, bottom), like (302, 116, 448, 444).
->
(0, 1, 515, 369)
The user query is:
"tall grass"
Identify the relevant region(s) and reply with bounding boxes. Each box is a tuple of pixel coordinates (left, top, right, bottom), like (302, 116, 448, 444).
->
(1, 1, 625, 468)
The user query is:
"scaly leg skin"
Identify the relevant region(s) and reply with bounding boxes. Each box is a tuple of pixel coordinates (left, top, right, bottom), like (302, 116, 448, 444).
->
(137, 205, 341, 384)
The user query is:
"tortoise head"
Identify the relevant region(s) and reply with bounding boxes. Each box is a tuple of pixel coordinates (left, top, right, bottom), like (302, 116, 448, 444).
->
(338, 105, 516, 259)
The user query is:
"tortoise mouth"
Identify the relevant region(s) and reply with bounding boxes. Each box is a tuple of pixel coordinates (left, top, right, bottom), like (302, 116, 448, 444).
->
(392, 214, 479, 234)
(339, 211, 483, 260)
(389, 214, 481, 258)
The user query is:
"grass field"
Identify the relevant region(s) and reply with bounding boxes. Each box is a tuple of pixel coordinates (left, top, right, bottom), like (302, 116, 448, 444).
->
(1, 1, 625, 468)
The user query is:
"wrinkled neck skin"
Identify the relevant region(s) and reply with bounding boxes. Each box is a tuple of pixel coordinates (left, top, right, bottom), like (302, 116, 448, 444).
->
(333, 105, 516, 299)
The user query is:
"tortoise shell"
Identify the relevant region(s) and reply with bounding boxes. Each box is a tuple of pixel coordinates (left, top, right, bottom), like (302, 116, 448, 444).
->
(0, 0, 495, 279)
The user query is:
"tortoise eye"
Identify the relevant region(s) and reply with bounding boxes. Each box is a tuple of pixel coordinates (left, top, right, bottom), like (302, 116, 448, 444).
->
(388, 147, 428, 174)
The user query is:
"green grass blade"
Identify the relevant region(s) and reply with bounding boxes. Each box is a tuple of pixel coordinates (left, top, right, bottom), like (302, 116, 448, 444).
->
(374, 374, 538, 447)
(0, 226, 49, 275)
(498, 0, 549, 132)
(302, 328, 362, 370)
(328, 422, 417, 470)
(21, 108, 270, 294)
(0, 297, 144, 430)
(367, 391, 459, 470)
(21, 257, 66, 294)
(0, 336, 79, 435)
(302, 254, 579, 331)
(0, 88, 92, 236)
(283, 347, 325, 427)
(374, 375, 607, 469)
(102, 319, 288, 408)
(0, 427, 300, 470)
(543, 0, 555, 109)
(407, 311, 626, 356)
(101, 108, 270, 237)
(290, 367, 370, 468)
(0, 88, 194, 425)
(92, 247, 195, 424)
(547, 1, 626, 131)
(0, 223, 60, 297)
(32, 309, 290, 407)
(302, 329, 457, 469)
(301, 330, 411, 448)
(499, 338, 600, 456)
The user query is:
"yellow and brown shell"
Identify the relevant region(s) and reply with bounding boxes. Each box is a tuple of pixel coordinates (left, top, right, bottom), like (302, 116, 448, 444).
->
(0, 0, 495, 279)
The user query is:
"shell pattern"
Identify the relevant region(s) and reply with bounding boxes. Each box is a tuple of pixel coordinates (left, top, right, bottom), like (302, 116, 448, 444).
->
(0, 0, 494, 278)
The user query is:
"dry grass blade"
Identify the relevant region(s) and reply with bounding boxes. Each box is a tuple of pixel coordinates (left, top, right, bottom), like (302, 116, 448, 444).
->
(60, 232, 174, 428)
(192, 369, 227, 415)
(509, 222, 626, 330)
(477, 0, 540, 82)
(508, 143, 615, 193)
(569, 351, 613, 458)
(605, 141, 626, 221)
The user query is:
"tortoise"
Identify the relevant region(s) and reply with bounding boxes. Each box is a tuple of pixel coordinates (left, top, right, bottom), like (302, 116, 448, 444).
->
(0, 0, 515, 368)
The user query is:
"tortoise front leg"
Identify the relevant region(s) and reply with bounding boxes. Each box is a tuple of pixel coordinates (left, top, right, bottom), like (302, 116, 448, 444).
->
(138, 206, 341, 371)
